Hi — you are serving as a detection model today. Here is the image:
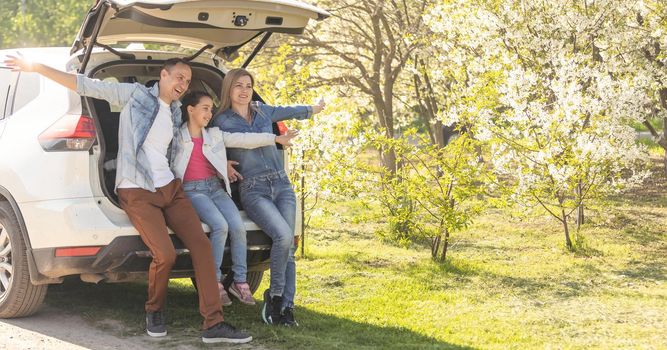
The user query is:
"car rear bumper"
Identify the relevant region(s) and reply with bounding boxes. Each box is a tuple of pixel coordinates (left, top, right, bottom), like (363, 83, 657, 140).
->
(31, 231, 272, 284)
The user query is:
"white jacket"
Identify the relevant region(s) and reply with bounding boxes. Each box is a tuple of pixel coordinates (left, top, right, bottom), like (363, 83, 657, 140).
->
(171, 124, 276, 194)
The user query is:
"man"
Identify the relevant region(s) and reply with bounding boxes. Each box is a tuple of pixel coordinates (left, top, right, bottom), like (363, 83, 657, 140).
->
(3, 54, 251, 344)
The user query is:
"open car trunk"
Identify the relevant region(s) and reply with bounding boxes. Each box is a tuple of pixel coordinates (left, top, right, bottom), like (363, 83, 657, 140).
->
(83, 57, 285, 209)
(84, 58, 224, 204)
(72, 0, 329, 73)
(71, 0, 325, 205)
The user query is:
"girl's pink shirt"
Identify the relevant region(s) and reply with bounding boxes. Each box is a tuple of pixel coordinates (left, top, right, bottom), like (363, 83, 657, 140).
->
(183, 137, 217, 181)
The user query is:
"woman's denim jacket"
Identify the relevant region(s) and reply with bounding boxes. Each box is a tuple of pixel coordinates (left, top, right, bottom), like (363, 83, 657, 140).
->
(212, 102, 312, 180)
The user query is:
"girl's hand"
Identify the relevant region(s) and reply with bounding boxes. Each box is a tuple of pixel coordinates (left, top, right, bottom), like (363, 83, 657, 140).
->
(275, 129, 299, 147)
(312, 98, 326, 114)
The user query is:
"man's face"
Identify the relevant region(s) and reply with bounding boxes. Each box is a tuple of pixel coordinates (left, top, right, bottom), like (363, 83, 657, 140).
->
(159, 62, 192, 103)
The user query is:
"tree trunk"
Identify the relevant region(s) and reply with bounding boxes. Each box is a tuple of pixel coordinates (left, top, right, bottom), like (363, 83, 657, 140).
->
(383, 79, 397, 174)
(432, 235, 441, 259)
(576, 204, 584, 230)
(300, 149, 306, 258)
(661, 89, 667, 174)
(641, 116, 667, 174)
(663, 116, 667, 173)
(382, 146, 397, 175)
(576, 181, 584, 230)
(440, 227, 450, 262)
(562, 209, 573, 250)
(372, 97, 397, 175)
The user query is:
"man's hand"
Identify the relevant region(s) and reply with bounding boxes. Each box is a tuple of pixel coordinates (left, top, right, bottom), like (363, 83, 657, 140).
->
(3, 52, 35, 72)
(3, 52, 77, 91)
(227, 160, 243, 183)
(275, 129, 299, 147)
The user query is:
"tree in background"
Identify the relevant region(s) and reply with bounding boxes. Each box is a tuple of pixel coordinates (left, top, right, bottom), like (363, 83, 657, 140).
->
(292, 0, 447, 244)
(426, 0, 652, 249)
(617, 0, 667, 170)
(0, 0, 91, 48)
(298, 0, 435, 175)
(369, 130, 488, 261)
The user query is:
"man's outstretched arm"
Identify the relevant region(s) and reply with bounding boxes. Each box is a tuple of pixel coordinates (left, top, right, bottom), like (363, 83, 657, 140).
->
(4, 53, 77, 91)
(4, 52, 136, 107)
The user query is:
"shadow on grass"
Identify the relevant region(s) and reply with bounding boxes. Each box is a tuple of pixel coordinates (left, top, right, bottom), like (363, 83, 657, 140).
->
(607, 158, 667, 208)
(614, 260, 666, 282)
(278, 308, 474, 350)
(308, 226, 379, 242)
(587, 200, 665, 262)
(609, 192, 667, 209)
(621, 220, 667, 247)
(44, 278, 474, 350)
(336, 250, 609, 300)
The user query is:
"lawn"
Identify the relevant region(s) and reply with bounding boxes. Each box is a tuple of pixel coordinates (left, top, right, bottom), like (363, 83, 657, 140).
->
(46, 165, 667, 349)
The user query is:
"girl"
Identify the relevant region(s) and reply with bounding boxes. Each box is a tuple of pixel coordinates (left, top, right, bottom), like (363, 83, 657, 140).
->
(173, 91, 297, 306)
(213, 68, 325, 326)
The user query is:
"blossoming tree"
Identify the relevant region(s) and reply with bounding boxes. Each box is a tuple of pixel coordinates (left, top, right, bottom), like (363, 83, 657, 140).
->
(425, 0, 653, 249)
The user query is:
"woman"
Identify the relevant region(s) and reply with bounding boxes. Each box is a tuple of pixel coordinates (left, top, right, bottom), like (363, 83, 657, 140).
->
(213, 68, 325, 326)
(173, 91, 297, 306)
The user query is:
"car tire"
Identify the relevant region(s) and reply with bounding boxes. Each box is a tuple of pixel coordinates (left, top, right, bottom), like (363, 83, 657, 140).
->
(191, 271, 263, 295)
(246, 271, 263, 294)
(0, 202, 47, 318)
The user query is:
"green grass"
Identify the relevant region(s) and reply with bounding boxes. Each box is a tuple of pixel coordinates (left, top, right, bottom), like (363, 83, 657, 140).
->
(45, 169, 667, 349)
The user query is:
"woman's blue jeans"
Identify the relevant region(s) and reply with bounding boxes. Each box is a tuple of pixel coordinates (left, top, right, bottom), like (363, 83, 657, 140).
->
(183, 177, 247, 282)
(239, 170, 297, 309)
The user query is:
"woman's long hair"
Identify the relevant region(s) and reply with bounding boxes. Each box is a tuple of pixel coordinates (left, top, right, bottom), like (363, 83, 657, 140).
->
(219, 68, 255, 115)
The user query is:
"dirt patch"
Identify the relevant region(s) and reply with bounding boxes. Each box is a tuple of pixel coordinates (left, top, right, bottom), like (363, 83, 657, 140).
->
(0, 306, 272, 350)
(0, 306, 147, 350)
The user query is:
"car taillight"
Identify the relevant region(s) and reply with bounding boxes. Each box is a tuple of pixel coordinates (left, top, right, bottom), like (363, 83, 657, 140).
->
(277, 121, 289, 135)
(38, 114, 96, 151)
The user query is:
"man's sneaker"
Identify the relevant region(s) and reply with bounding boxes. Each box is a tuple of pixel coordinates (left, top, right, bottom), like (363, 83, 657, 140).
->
(229, 282, 256, 305)
(261, 289, 283, 325)
(278, 307, 299, 327)
(201, 322, 252, 344)
(146, 311, 167, 337)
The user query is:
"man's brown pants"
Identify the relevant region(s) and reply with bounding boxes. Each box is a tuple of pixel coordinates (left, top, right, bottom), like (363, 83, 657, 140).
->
(118, 179, 224, 329)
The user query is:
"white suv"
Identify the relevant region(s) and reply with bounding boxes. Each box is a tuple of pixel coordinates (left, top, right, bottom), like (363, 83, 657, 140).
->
(0, 0, 327, 318)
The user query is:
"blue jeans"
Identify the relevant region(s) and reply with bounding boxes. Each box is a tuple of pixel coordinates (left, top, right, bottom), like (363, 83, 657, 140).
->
(183, 177, 247, 282)
(240, 170, 296, 309)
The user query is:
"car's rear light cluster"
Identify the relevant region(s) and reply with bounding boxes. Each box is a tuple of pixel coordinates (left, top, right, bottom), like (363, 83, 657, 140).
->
(38, 114, 96, 152)
(277, 121, 288, 135)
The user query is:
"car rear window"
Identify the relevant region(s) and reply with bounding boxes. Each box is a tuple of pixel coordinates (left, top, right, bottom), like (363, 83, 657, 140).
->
(0, 68, 11, 120)
(12, 72, 41, 113)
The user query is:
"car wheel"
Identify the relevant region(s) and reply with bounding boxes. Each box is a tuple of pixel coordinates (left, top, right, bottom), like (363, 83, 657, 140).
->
(246, 271, 263, 294)
(0, 202, 47, 318)
(192, 271, 263, 295)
